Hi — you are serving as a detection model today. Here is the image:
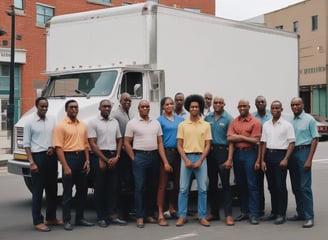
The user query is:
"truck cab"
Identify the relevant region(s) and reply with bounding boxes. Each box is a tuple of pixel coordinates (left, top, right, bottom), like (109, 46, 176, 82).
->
(8, 67, 165, 191)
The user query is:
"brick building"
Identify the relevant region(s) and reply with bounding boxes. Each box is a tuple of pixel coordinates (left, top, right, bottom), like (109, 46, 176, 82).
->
(265, 0, 328, 117)
(0, 0, 215, 129)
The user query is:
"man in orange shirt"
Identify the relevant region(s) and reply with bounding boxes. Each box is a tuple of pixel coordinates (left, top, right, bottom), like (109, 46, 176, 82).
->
(53, 99, 94, 230)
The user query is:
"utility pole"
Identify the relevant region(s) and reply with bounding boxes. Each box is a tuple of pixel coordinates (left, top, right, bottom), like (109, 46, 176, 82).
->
(6, 4, 15, 153)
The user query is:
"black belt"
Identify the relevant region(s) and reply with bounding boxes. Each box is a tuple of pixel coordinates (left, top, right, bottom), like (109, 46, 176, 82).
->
(165, 148, 177, 152)
(65, 151, 84, 155)
(266, 149, 287, 153)
(134, 150, 158, 154)
(294, 145, 311, 151)
(32, 151, 47, 155)
(185, 152, 202, 155)
(235, 147, 256, 151)
(211, 145, 228, 150)
(101, 150, 117, 154)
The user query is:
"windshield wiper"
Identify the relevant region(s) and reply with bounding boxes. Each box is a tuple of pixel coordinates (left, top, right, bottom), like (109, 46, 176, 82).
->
(75, 89, 88, 97)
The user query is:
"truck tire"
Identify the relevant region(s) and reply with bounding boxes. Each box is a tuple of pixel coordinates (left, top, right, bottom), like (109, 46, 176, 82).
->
(23, 176, 33, 193)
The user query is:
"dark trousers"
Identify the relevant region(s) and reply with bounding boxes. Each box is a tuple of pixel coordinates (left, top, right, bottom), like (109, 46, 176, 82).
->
(117, 149, 134, 191)
(233, 149, 259, 217)
(265, 150, 288, 216)
(257, 169, 265, 214)
(31, 151, 58, 225)
(132, 151, 160, 218)
(62, 151, 88, 223)
(207, 146, 233, 217)
(288, 147, 314, 220)
(94, 150, 119, 221)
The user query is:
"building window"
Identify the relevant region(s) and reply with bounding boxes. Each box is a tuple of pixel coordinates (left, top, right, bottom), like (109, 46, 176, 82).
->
(276, 25, 283, 30)
(87, 0, 112, 5)
(36, 4, 54, 26)
(312, 15, 318, 31)
(293, 21, 298, 32)
(0, 64, 10, 77)
(14, 0, 24, 9)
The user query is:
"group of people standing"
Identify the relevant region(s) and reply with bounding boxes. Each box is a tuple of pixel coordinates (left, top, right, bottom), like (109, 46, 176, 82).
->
(23, 91, 319, 232)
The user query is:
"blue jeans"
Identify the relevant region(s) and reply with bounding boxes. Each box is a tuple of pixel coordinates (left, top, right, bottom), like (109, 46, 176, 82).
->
(288, 147, 314, 220)
(62, 151, 88, 223)
(94, 150, 119, 221)
(31, 151, 58, 225)
(233, 149, 259, 217)
(265, 150, 288, 216)
(178, 153, 207, 219)
(132, 151, 160, 218)
(207, 147, 232, 217)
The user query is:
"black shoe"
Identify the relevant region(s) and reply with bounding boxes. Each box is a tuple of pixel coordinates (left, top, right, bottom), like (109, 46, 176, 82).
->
(111, 217, 128, 226)
(302, 219, 314, 228)
(259, 210, 265, 217)
(64, 222, 73, 231)
(76, 219, 95, 227)
(250, 216, 259, 225)
(234, 213, 249, 221)
(274, 215, 286, 225)
(287, 214, 305, 221)
(97, 220, 108, 228)
(260, 213, 277, 221)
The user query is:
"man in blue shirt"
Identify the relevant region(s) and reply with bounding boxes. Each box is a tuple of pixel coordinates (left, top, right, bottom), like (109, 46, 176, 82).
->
(287, 97, 319, 228)
(253, 96, 272, 218)
(204, 96, 234, 226)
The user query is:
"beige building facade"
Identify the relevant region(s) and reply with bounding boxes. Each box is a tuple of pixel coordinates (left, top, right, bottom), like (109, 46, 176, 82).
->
(265, 0, 328, 117)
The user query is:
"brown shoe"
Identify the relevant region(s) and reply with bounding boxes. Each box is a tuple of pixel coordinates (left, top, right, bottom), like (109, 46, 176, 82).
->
(136, 218, 144, 228)
(199, 218, 210, 227)
(146, 216, 157, 224)
(158, 217, 168, 226)
(35, 223, 51, 232)
(176, 217, 187, 227)
(225, 216, 235, 226)
(45, 219, 64, 226)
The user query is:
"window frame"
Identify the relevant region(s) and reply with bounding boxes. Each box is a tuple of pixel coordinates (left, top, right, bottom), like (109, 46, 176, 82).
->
(36, 3, 55, 27)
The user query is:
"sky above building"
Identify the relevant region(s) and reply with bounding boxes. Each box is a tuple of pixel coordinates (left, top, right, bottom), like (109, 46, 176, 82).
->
(216, 0, 304, 20)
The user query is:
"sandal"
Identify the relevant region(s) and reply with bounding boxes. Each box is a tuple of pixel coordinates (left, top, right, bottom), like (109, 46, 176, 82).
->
(158, 218, 168, 226)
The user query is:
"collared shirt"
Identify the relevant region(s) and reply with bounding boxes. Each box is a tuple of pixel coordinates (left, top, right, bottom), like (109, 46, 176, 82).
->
(177, 118, 212, 153)
(227, 113, 262, 148)
(252, 109, 272, 126)
(23, 113, 56, 153)
(290, 110, 319, 146)
(125, 116, 163, 151)
(88, 114, 122, 150)
(261, 117, 295, 149)
(175, 109, 189, 120)
(53, 116, 89, 152)
(111, 106, 132, 136)
(204, 110, 233, 146)
(157, 114, 184, 148)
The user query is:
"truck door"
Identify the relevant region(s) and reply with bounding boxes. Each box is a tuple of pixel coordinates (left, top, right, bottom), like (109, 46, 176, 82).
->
(119, 70, 165, 118)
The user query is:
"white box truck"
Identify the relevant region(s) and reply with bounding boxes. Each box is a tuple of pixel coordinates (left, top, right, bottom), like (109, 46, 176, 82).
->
(8, 1, 299, 191)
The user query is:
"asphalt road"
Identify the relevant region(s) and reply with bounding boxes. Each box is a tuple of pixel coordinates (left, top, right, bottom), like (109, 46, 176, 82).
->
(0, 141, 327, 240)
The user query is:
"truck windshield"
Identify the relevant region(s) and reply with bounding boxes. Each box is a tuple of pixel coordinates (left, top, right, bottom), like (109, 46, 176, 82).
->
(43, 70, 118, 97)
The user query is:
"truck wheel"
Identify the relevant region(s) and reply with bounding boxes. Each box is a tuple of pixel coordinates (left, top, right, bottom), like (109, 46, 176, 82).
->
(23, 176, 33, 193)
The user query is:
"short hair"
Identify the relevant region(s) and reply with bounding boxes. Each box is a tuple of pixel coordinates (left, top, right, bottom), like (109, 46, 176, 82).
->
(184, 94, 205, 115)
(271, 100, 282, 106)
(174, 92, 184, 99)
(65, 99, 77, 111)
(99, 99, 111, 107)
(35, 96, 48, 107)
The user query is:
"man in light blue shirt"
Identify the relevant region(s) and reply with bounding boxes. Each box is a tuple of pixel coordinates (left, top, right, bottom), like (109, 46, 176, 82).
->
(253, 95, 272, 218)
(287, 97, 319, 228)
(23, 97, 61, 232)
